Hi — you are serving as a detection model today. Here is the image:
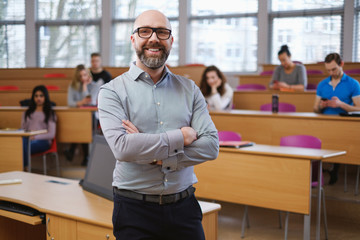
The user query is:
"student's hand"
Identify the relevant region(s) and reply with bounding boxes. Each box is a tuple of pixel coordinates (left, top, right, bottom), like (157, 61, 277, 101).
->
(327, 96, 342, 108)
(122, 120, 139, 134)
(271, 81, 280, 90)
(210, 79, 222, 95)
(181, 127, 198, 146)
(83, 96, 92, 105)
(277, 81, 290, 88)
(319, 99, 328, 109)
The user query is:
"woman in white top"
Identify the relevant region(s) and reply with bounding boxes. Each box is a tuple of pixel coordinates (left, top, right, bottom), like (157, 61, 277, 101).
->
(200, 65, 234, 110)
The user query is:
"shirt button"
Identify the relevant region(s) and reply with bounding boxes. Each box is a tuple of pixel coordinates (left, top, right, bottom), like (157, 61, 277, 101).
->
(174, 149, 178, 153)
(153, 85, 156, 89)
(165, 179, 168, 182)
(167, 167, 170, 170)
(145, 74, 148, 78)
(157, 102, 160, 106)
(160, 121, 163, 125)
(153, 159, 157, 163)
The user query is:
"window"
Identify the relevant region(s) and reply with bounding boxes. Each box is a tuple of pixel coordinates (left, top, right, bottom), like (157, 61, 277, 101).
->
(113, 0, 179, 67)
(190, 0, 258, 72)
(37, 0, 101, 67)
(0, 0, 25, 68)
(271, 15, 342, 64)
(272, 0, 344, 11)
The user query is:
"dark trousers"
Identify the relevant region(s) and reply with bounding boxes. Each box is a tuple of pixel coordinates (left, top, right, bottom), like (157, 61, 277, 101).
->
(112, 192, 205, 240)
(22, 137, 50, 167)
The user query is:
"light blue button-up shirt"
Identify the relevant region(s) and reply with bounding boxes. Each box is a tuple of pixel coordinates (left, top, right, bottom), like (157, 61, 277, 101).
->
(98, 63, 219, 195)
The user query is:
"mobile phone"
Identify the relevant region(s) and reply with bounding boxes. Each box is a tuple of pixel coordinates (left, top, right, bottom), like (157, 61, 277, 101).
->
(321, 97, 328, 101)
(86, 95, 91, 98)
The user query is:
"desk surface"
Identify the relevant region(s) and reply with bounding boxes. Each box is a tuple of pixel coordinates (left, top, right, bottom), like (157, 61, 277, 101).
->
(195, 145, 345, 215)
(0, 106, 96, 143)
(0, 171, 221, 229)
(210, 110, 359, 165)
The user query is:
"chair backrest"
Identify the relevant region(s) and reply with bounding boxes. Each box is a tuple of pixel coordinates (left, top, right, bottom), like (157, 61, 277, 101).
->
(43, 73, 67, 78)
(280, 135, 322, 186)
(344, 69, 360, 75)
(260, 70, 274, 76)
(236, 84, 267, 91)
(260, 102, 296, 112)
(306, 69, 323, 75)
(280, 135, 321, 149)
(306, 83, 317, 90)
(46, 85, 60, 91)
(218, 131, 242, 141)
(0, 85, 19, 91)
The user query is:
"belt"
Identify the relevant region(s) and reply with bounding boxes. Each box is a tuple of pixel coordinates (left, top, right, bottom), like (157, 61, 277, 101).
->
(113, 186, 195, 205)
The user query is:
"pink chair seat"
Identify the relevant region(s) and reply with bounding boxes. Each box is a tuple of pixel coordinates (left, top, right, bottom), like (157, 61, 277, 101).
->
(218, 131, 242, 141)
(260, 102, 296, 112)
(43, 73, 67, 78)
(260, 70, 274, 76)
(237, 84, 266, 91)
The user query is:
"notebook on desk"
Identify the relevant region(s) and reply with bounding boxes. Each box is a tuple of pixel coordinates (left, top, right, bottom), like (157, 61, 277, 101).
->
(219, 141, 254, 148)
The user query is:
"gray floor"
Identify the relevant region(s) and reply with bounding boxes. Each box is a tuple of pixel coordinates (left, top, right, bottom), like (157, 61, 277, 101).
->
(31, 144, 360, 240)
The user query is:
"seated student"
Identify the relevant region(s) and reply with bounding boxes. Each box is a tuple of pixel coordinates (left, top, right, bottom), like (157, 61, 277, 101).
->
(269, 45, 307, 91)
(314, 52, 360, 184)
(90, 52, 112, 85)
(21, 85, 57, 170)
(64, 64, 100, 166)
(200, 65, 234, 110)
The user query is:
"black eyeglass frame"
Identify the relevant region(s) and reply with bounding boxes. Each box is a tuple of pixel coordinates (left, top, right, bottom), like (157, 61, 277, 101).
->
(133, 27, 172, 40)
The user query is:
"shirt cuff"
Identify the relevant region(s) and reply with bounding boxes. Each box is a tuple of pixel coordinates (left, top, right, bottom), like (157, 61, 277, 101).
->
(166, 129, 184, 157)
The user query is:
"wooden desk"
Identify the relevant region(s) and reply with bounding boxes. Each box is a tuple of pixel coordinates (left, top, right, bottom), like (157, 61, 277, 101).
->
(195, 145, 345, 240)
(210, 110, 360, 165)
(233, 90, 316, 112)
(0, 130, 47, 173)
(0, 171, 221, 240)
(0, 106, 95, 143)
(0, 90, 67, 106)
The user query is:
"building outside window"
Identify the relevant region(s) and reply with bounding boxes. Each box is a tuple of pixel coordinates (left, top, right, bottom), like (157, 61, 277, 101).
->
(0, 0, 25, 68)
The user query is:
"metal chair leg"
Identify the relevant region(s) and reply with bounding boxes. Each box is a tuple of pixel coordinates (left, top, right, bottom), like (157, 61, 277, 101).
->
(284, 212, 289, 240)
(322, 188, 328, 240)
(54, 153, 60, 176)
(241, 205, 249, 238)
(355, 166, 360, 196)
(42, 155, 47, 175)
(278, 211, 283, 229)
(344, 165, 348, 192)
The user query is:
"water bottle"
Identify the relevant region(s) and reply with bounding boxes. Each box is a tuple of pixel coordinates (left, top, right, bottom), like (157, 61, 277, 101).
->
(272, 94, 279, 113)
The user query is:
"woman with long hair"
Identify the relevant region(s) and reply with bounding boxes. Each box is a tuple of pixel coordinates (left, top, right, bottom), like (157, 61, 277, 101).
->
(22, 85, 57, 168)
(200, 65, 233, 110)
(64, 64, 100, 166)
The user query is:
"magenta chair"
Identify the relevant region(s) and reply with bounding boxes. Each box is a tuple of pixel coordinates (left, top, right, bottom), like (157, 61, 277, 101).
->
(280, 135, 328, 240)
(236, 84, 266, 91)
(260, 70, 274, 76)
(260, 102, 296, 112)
(306, 83, 317, 90)
(306, 69, 323, 75)
(218, 131, 242, 141)
(344, 69, 360, 75)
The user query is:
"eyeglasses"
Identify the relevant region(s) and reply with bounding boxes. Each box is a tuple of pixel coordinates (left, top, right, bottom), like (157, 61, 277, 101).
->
(133, 27, 172, 40)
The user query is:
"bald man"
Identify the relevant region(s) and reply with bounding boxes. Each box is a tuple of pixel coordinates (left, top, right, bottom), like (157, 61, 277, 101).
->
(98, 10, 218, 240)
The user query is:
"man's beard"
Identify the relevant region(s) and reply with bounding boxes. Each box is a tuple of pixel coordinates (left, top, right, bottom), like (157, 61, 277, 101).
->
(136, 44, 170, 70)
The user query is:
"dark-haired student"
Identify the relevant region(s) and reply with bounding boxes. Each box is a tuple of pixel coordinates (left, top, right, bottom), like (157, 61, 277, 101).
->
(21, 85, 57, 169)
(90, 52, 112, 85)
(314, 52, 360, 185)
(269, 45, 307, 91)
(200, 65, 234, 110)
(64, 64, 100, 166)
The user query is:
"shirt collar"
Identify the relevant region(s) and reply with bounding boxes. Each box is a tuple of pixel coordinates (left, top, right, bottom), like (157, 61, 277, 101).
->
(128, 62, 170, 85)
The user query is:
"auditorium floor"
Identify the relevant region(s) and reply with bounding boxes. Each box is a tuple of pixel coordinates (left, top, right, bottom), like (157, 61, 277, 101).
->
(31, 143, 360, 240)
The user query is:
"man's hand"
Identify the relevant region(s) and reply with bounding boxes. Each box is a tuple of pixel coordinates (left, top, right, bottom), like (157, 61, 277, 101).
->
(327, 96, 343, 108)
(181, 127, 197, 146)
(122, 120, 139, 134)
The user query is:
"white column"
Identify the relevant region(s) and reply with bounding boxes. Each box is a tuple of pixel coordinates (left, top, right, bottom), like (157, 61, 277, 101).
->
(25, 0, 37, 67)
